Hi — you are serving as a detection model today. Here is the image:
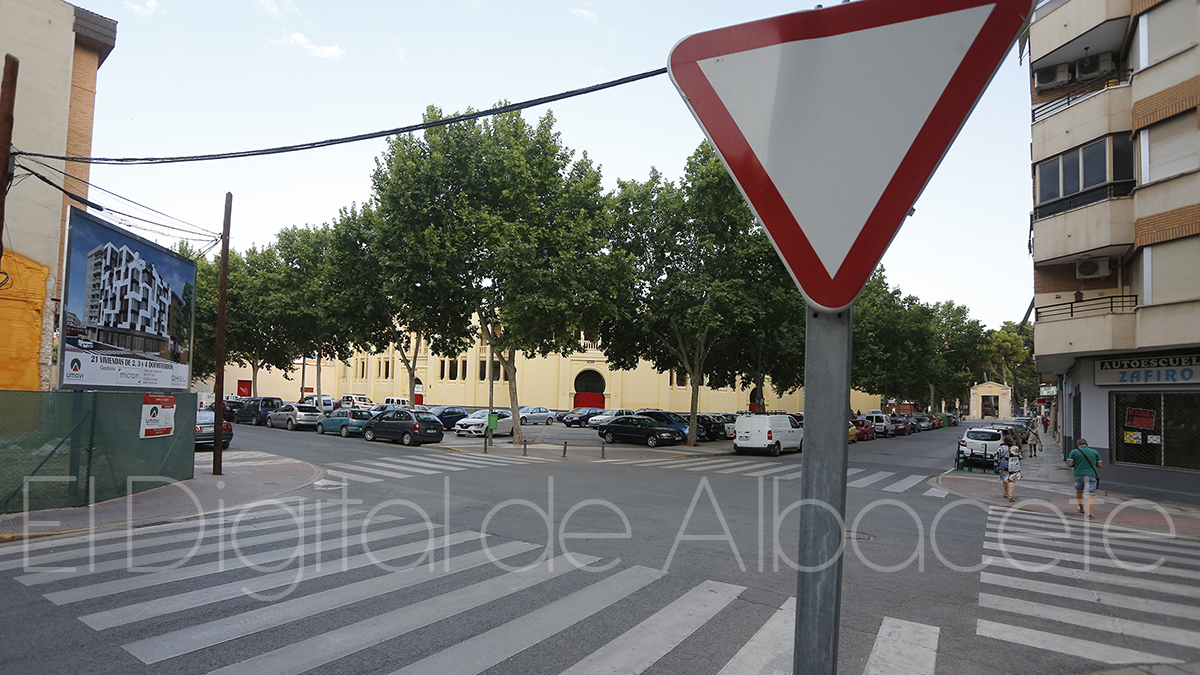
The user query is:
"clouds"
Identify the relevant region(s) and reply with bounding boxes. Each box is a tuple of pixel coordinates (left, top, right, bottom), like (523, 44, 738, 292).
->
(285, 31, 345, 59)
(570, 8, 599, 24)
(124, 0, 164, 18)
(253, 0, 305, 20)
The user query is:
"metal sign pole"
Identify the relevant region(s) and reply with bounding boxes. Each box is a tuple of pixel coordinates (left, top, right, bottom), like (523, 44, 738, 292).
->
(794, 305, 852, 675)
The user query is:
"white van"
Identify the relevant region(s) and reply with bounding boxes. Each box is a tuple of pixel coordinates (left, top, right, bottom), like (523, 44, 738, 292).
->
(864, 413, 894, 438)
(734, 414, 803, 456)
(384, 397, 411, 407)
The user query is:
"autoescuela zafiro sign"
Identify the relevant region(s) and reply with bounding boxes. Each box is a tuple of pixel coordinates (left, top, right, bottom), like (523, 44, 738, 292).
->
(1095, 354, 1199, 385)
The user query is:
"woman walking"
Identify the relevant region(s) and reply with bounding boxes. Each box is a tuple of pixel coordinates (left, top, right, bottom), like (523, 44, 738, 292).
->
(1026, 425, 1040, 457)
(997, 434, 1022, 502)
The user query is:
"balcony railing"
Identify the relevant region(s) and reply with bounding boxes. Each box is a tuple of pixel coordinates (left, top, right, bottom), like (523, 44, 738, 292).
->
(1032, 70, 1131, 124)
(1033, 179, 1134, 220)
(1036, 295, 1137, 321)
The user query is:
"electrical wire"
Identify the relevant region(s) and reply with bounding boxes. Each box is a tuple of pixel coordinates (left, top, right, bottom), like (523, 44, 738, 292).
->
(12, 67, 668, 166)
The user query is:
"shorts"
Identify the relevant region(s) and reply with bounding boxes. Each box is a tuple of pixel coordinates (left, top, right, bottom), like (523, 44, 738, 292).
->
(1074, 475, 1098, 495)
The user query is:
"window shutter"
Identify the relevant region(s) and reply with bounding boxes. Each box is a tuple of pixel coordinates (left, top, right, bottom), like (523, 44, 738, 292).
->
(1148, 0, 1194, 65)
(1147, 114, 1199, 182)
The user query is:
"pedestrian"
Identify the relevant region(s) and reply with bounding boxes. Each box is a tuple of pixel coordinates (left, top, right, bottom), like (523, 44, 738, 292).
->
(1041, 415, 1049, 434)
(997, 434, 1022, 502)
(1068, 438, 1102, 518)
(1026, 425, 1040, 457)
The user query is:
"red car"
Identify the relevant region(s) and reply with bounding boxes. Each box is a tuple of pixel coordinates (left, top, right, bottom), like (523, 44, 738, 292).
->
(852, 419, 877, 441)
(890, 417, 914, 435)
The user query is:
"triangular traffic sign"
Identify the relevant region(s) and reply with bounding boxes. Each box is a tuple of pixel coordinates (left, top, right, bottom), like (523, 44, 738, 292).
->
(669, 0, 1033, 311)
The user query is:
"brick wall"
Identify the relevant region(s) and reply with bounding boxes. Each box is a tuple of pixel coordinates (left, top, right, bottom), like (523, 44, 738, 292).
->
(1135, 203, 1200, 247)
(1034, 263, 1122, 294)
(55, 43, 100, 301)
(1132, 78, 1200, 131)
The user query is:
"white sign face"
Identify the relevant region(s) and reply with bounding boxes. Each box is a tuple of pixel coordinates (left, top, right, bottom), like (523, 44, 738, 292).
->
(1095, 354, 1199, 386)
(1039, 385, 1058, 397)
(140, 394, 177, 439)
(415, 384, 424, 395)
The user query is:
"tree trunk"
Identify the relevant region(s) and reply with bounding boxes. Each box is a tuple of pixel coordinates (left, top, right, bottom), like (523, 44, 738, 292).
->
(754, 373, 767, 412)
(397, 331, 422, 405)
(688, 376, 701, 446)
(499, 347, 521, 445)
(315, 352, 323, 410)
(250, 360, 261, 397)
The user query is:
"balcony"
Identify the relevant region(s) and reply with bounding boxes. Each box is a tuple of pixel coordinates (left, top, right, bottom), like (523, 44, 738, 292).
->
(1035, 301, 1137, 372)
(1036, 295, 1138, 321)
(1032, 180, 1134, 221)
(1033, 70, 1131, 124)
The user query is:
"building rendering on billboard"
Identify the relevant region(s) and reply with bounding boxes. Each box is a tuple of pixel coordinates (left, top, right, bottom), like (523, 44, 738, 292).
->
(58, 207, 196, 391)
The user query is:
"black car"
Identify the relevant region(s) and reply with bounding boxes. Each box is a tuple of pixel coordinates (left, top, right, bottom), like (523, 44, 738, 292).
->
(692, 413, 727, 441)
(562, 407, 604, 427)
(427, 405, 469, 430)
(211, 399, 244, 422)
(234, 397, 283, 425)
(195, 410, 233, 450)
(596, 415, 685, 447)
(362, 409, 444, 446)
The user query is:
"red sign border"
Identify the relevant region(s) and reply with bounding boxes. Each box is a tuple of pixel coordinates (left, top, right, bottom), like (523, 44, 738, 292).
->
(668, 0, 1033, 310)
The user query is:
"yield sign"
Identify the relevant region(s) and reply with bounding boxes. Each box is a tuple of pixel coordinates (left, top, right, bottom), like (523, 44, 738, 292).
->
(668, 0, 1033, 311)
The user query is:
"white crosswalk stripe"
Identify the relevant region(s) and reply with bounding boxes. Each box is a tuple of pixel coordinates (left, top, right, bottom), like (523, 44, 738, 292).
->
(0, 515, 822, 675)
(318, 451, 547, 485)
(586, 459, 936, 494)
(975, 505, 1200, 664)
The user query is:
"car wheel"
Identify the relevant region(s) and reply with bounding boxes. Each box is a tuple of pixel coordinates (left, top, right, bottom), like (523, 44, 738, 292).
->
(340, 425, 350, 438)
(646, 435, 659, 447)
(771, 442, 781, 457)
(317, 423, 325, 435)
(546, 418, 553, 426)
(733, 445, 743, 455)
(252, 416, 260, 426)
(266, 417, 274, 428)
(401, 432, 414, 446)
(286, 419, 295, 431)
(604, 432, 616, 444)
(364, 428, 376, 442)
(222, 441, 230, 449)
(798, 439, 803, 453)
(520, 417, 528, 425)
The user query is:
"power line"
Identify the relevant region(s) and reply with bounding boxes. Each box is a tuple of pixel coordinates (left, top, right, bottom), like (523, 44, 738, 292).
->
(12, 67, 668, 166)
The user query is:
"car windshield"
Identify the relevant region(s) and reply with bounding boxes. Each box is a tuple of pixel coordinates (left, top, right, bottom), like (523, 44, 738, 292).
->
(296, 405, 319, 413)
(428, 406, 446, 414)
(602, 409, 619, 416)
(415, 412, 440, 423)
(467, 410, 489, 419)
(518, 406, 532, 412)
(967, 430, 1003, 441)
(351, 410, 372, 420)
(197, 411, 215, 423)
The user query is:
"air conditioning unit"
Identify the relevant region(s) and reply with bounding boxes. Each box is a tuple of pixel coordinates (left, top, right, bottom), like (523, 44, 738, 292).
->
(1034, 63, 1072, 91)
(1075, 52, 1113, 80)
(1076, 258, 1111, 279)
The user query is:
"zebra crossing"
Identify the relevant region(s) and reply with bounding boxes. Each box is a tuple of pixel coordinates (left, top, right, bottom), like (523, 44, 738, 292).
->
(593, 457, 943, 496)
(317, 451, 552, 485)
(975, 505, 1200, 666)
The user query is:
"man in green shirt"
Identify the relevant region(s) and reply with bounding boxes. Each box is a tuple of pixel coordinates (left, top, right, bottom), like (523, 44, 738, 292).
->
(1068, 438, 1103, 518)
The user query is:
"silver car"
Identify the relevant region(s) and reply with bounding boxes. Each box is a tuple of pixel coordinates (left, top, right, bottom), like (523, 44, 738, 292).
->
(517, 406, 555, 425)
(267, 404, 324, 431)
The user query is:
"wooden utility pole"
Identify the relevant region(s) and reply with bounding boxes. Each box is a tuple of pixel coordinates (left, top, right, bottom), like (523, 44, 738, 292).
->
(211, 193, 232, 475)
(0, 55, 19, 243)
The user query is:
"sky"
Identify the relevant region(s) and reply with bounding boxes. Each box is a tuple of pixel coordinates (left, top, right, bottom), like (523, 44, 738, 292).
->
(74, 0, 1034, 330)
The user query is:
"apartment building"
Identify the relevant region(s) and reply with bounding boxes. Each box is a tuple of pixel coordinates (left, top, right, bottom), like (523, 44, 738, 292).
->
(1028, 0, 1199, 500)
(85, 242, 173, 353)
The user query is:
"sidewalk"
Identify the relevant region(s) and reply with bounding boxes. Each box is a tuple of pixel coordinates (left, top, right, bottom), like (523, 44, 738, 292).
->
(437, 434, 737, 462)
(938, 436, 1200, 538)
(0, 450, 320, 542)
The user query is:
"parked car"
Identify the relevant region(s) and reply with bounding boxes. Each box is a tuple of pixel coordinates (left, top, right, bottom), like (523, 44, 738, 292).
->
(693, 413, 729, 440)
(336, 394, 374, 410)
(384, 397, 411, 406)
(562, 407, 604, 427)
(317, 408, 373, 436)
(267, 404, 324, 430)
(851, 419, 877, 441)
(890, 417, 914, 435)
(596, 415, 685, 447)
(303, 394, 334, 413)
(960, 427, 1005, 466)
(913, 415, 933, 431)
(427, 405, 469, 430)
(235, 397, 283, 425)
(367, 403, 405, 416)
(994, 421, 1029, 444)
(587, 408, 636, 429)
(195, 410, 233, 450)
(717, 414, 738, 439)
(517, 406, 555, 425)
(734, 414, 803, 456)
(362, 409, 444, 445)
(455, 409, 513, 437)
(213, 399, 244, 422)
(636, 410, 703, 440)
(849, 421, 858, 443)
(864, 413, 894, 438)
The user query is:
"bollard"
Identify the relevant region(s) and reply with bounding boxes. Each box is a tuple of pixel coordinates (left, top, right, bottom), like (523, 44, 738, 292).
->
(523, 442, 528, 457)
(562, 441, 567, 458)
(601, 441, 606, 460)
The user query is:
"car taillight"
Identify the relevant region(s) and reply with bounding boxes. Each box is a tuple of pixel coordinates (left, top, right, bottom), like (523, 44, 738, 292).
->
(767, 430, 773, 441)
(959, 440, 966, 446)
(414, 423, 420, 431)
(195, 425, 201, 433)
(224, 422, 232, 431)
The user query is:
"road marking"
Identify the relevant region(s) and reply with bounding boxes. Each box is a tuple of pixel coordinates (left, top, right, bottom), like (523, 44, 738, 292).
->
(559, 579, 743, 675)
(605, 458, 683, 466)
(979, 571, 1200, 621)
(204, 553, 595, 675)
(688, 460, 759, 472)
(862, 617, 939, 675)
(669, 458, 748, 471)
(327, 469, 383, 483)
(847, 471, 895, 488)
(194, 458, 305, 467)
(743, 465, 801, 477)
(976, 619, 1181, 665)
(387, 565, 665, 675)
(777, 471, 804, 480)
(46, 515, 411, 605)
(327, 462, 414, 480)
(979, 592, 1200, 648)
(985, 529, 1200, 568)
(717, 462, 783, 474)
(436, 454, 534, 466)
(881, 475, 927, 493)
(983, 555, 1200, 600)
(717, 597, 795, 675)
(358, 459, 442, 475)
(981, 541, 1200, 581)
(122, 540, 539, 664)
(846, 468, 866, 476)
(375, 456, 471, 471)
(923, 488, 949, 498)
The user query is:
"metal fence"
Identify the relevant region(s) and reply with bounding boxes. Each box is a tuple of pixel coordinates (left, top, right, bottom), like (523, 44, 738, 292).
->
(0, 391, 196, 514)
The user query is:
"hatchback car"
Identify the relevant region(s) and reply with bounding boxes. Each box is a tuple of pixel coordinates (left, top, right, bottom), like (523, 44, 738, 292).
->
(362, 409, 444, 445)
(195, 410, 233, 450)
(852, 419, 877, 441)
(215, 399, 244, 422)
(336, 394, 374, 410)
(517, 406, 555, 425)
(235, 397, 283, 425)
(267, 404, 324, 430)
(317, 408, 373, 437)
(562, 408, 604, 427)
(455, 409, 514, 437)
(960, 427, 1005, 466)
(596, 415, 685, 447)
(890, 417, 913, 435)
(427, 405, 469, 429)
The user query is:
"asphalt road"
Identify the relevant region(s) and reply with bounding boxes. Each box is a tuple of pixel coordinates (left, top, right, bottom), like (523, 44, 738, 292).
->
(2, 422, 1198, 674)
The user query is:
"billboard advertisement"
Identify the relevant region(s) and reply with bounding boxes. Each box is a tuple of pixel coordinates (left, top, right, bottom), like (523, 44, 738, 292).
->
(58, 207, 196, 391)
